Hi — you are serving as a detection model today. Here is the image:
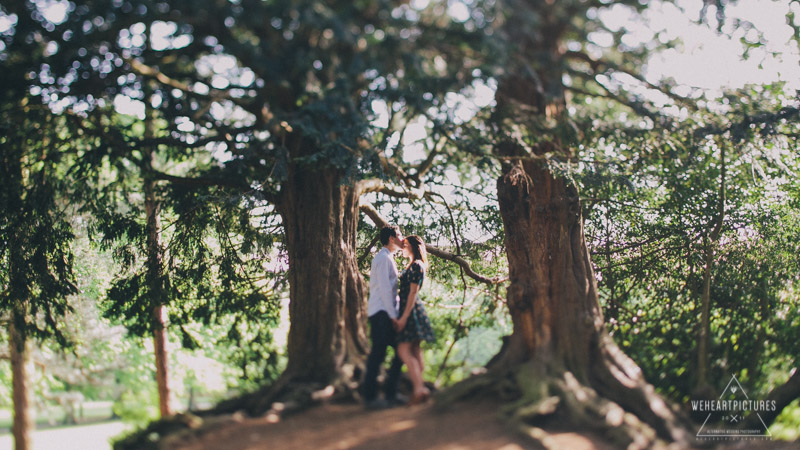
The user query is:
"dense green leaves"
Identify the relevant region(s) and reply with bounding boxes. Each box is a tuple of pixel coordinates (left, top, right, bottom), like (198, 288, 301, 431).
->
(0, 17, 84, 343)
(3, 0, 800, 439)
(579, 84, 800, 402)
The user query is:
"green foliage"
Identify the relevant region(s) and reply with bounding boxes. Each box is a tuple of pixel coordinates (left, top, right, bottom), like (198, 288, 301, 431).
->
(4, 0, 503, 391)
(113, 387, 160, 428)
(12, 0, 498, 190)
(0, 23, 80, 343)
(4, 0, 800, 440)
(771, 399, 800, 441)
(424, 290, 511, 385)
(577, 83, 800, 405)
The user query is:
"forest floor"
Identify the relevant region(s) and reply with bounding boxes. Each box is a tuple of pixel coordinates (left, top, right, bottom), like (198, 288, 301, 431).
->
(161, 398, 799, 450)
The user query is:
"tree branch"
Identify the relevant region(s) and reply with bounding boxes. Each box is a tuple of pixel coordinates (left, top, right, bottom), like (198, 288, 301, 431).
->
(742, 367, 800, 430)
(127, 58, 264, 120)
(411, 135, 446, 182)
(566, 71, 664, 123)
(150, 169, 277, 204)
(565, 50, 695, 109)
(140, 125, 258, 149)
(358, 202, 507, 285)
(357, 178, 426, 200)
(128, 58, 221, 100)
(426, 246, 507, 285)
(150, 169, 245, 189)
(377, 152, 410, 181)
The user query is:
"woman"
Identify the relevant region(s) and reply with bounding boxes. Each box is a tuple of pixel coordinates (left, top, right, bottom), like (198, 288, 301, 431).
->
(394, 235, 436, 404)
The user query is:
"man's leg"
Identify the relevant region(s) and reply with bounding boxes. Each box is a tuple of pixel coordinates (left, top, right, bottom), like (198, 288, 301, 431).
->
(362, 311, 392, 402)
(383, 350, 403, 401)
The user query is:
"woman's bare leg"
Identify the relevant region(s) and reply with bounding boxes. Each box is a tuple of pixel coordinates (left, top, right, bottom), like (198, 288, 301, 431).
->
(397, 342, 425, 399)
(412, 342, 424, 375)
(411, 342, 429, 398)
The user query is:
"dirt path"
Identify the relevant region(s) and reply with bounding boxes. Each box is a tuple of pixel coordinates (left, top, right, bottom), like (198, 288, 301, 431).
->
(163, 399, 798, 450)
(165, 400, 553, 450)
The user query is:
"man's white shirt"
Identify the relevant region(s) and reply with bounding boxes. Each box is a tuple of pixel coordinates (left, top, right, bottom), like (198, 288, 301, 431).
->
(368, 247, 399, 319)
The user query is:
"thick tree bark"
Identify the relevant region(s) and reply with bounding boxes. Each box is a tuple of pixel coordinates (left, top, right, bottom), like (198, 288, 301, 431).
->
(492, 118, 692, 447)
(489, 2, 595, 376)
(494, 156, 600, 374)
(474, 3, 694, 447)
(10, 318, 32, 450)
(277, 164, 369, 385)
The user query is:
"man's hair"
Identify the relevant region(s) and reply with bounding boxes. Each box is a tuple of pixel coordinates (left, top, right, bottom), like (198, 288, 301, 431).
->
(379, 226, 400, 246)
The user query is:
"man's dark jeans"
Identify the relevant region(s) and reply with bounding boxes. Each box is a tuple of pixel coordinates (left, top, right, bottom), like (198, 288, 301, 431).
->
(363, 311, 403, 402)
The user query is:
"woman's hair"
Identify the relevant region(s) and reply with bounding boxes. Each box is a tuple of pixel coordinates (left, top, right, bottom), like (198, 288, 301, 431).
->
(405, 235, 428, 269)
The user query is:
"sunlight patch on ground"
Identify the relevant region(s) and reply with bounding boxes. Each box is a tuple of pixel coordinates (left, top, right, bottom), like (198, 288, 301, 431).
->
(388, 419, 417, 432)
(0, 421, 129, 450)
(548, 432, 608, 450)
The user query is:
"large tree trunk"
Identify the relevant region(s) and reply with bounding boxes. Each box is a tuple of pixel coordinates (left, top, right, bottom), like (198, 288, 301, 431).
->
(456, 4, 695, 447)
(206, 147, 369, 418)
(494, 153, 599, 375)
(277, 163, 369, 386)
(489, 3, 596, 376)
(10, 318, 32, 450)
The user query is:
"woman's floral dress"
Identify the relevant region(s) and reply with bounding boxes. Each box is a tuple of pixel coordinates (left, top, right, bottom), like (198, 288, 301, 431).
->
(396, 260, 436, 343)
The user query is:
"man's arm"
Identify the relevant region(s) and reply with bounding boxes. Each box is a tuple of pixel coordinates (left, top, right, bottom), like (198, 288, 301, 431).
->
(380, 254, 398, 318)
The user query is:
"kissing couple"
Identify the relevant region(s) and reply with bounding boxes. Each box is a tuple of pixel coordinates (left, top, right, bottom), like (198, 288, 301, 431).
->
(362, 226, 436, 410)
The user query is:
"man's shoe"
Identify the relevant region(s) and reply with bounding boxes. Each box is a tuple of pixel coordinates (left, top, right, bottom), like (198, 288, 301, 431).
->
(386, 393, 408, 407)
(365, 398, 390, 410)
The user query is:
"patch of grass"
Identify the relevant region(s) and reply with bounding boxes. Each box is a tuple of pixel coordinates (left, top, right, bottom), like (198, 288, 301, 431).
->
(770, 399, 800, 441)
(0, 401, 114, 433)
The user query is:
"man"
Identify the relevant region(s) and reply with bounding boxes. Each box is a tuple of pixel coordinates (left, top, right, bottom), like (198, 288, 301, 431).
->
(362, 225, 405, 410)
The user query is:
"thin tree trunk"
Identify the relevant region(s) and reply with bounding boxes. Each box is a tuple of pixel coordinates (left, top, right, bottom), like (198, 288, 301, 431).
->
(278, 164, 368, 384)
(145, 169, 171, 417)
(144, 103, 171, 417)
(697, 142, 725, 393)
(697, 236, 713, 390)
(152, 304, 171, 417)
(10, 318, 32, 450)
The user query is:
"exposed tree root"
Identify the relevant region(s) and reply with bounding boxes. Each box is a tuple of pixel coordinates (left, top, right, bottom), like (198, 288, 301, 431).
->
(211, 361, 366, 418)
(590, 335, 699, 445)
(115, 363, 368, 450)
(439, 361, 703, 450)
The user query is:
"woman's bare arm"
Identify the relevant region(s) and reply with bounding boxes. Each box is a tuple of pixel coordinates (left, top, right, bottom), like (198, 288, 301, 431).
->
(395, 283, 420, 331)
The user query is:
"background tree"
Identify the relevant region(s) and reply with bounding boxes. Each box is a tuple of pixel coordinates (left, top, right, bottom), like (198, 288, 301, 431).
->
(443, 0, 800, 447)
(0, 8, 83, 447)
(14, 0, 500, 408)
(5, 0, 800, 448)
(70, 105, 283, 417)
(581, 82, 800, 419)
